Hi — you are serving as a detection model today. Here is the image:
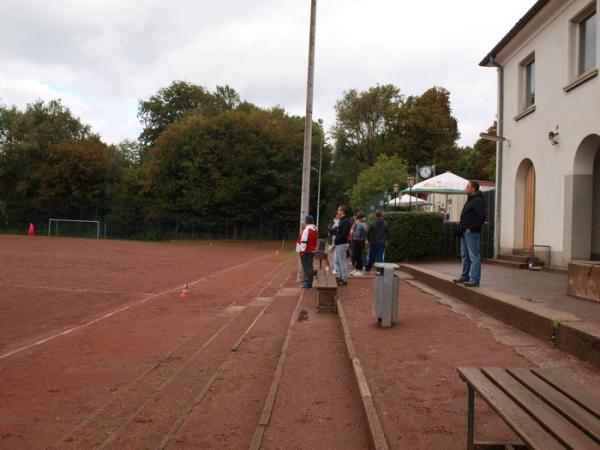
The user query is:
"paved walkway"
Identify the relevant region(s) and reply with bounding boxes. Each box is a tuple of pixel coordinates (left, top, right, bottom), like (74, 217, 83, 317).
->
(414, 261, 600, 324)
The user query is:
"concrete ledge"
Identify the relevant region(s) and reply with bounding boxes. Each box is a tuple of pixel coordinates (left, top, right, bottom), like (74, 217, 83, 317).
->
(337, 298, 389, 450)
(398, 264, 600, 367)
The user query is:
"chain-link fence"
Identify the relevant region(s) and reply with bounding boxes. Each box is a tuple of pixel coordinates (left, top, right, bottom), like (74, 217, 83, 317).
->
(1, 201, 298, 241)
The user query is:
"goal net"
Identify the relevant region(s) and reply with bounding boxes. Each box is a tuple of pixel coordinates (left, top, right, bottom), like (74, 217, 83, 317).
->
(48, 218, 104, 239)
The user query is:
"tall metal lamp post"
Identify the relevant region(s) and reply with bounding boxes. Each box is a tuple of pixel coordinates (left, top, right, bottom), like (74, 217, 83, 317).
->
(316, 119, 323, 230)
(407, 176, 416, 211)
(393, 183, 400, 209)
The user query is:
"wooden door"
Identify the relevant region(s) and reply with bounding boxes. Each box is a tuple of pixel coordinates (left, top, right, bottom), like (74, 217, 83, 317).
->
(523, 163, 536, 250)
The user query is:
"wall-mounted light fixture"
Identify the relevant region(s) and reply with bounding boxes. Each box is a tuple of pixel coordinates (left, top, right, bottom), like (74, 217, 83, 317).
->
(548, 125, 559, 145)
(479, 132, 511, 147)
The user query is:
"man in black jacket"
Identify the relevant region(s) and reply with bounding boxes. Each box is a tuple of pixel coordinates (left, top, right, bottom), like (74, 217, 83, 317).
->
(364, 210, 389, 274)
(334, 205, 351, 286)
(454, 181, 486, 287)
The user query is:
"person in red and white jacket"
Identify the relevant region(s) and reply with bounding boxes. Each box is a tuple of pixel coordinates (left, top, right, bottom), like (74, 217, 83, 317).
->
(296, 215, 318, 289)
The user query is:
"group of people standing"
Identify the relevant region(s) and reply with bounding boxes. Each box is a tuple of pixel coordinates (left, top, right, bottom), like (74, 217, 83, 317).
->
(296, 180, 486, 291)
(296, 206, 389, 289)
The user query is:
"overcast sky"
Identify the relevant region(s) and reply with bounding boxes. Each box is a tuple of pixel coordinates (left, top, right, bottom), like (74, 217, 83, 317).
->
(0, 0, 534, 147)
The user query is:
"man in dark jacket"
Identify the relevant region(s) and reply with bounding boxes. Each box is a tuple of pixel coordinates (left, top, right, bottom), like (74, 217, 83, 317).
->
(454, 181, 486, 287)
(364, 210, 389, 274)
(334, 205, 351, 285)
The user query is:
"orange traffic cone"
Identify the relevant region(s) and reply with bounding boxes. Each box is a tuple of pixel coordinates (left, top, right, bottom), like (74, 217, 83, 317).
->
(180, 281, 190, 299)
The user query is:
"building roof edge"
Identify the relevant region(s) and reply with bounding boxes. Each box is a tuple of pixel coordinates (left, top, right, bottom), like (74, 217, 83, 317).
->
(480, 0, 551, 67)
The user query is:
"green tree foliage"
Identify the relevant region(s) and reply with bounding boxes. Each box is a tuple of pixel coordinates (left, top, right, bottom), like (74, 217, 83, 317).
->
(137, 81, 254, 147)
(139, 107, 321, 238)
(330, 85, 460, 206)
(456, 122, 496, 181)
(349, 155, 408, 210)
(399, 87, 460, 172)
(0, 99, 108, 221)
(0, 80, 464, 240)
(332, 84, 403, 166)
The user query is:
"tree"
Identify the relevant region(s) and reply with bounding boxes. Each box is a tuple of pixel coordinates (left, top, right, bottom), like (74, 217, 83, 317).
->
(137, 81, 254, 148)
(137, 81, 213, 147)
(140, 106, 317, 237)
(0, 100, 100, 217)
(349, 155, 408, 210)
(332, 84, 404, 166)
(398, 87, 460, 172)
(456, 122, 497, 181)
(329, 85, 461, 209)
(35, 139, 109, 209)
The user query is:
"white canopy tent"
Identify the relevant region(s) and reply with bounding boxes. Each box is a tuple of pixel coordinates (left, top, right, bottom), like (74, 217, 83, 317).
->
(403, 171, 469, 194)
(401, 171, 469, 219)
(389, 194, 429, 206)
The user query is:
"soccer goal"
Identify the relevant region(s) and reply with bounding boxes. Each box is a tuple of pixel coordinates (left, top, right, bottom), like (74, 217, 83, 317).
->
(48, 218, 105, 239)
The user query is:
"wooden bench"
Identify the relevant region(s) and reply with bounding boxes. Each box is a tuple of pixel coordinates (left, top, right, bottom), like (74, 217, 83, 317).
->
(314, 251, 329, 270)
(315, 268, 338, 313)
(457, 367, 600, 450)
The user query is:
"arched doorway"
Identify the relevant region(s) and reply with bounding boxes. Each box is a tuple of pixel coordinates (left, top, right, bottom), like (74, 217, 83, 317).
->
(568, 134, 600, 261)
(514, 159, 536, 251)
(524, 163, 536, 250)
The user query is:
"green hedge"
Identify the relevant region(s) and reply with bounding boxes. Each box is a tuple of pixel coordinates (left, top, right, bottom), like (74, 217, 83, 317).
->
(368, 212, 443, 261)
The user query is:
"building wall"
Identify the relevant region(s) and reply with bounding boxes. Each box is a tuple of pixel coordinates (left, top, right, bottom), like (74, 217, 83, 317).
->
(496, 0, 600, 266)
(593, 150, 600, 258)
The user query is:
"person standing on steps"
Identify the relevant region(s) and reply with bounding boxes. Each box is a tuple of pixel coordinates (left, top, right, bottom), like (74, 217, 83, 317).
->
(334, 206, 351, 286)
(453, 180, 486, 288)
(296, 215, 318, 289)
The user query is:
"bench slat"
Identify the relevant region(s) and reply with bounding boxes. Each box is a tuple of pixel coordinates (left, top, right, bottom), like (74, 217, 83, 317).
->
(482, 368, 598, 449)
(533, 370, 600, 420)
(458, 368, 564, 450)
(508, 368, 600, 444)
(315, 269, 338, 290)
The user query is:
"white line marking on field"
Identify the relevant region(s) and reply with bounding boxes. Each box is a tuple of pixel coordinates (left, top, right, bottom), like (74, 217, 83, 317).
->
(0, 252, 276, 361)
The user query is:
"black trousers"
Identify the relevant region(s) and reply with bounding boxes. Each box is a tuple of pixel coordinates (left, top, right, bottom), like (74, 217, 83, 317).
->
(300, 252, 314, 285)
(352, 240, 365, 270)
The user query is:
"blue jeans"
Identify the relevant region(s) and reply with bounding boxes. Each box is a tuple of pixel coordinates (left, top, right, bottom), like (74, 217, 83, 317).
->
(300, 252, 314, 286)
(460, 231, 481, 283)
(334, 243, 349, 281)
(365, 243, 385, 272)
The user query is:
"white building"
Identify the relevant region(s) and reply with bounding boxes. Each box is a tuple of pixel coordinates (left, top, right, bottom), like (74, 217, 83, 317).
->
(481, 0, 599, 267)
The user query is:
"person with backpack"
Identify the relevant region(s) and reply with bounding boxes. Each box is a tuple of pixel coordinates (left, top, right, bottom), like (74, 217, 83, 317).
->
(350, 212, 367, 276)
(296, 215, 318, 289)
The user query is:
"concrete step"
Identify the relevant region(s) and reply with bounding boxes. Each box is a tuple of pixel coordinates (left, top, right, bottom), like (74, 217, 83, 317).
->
(498, 254, 530, 263)
(513, 249, 534, 257)
(484, 258, 529, 269)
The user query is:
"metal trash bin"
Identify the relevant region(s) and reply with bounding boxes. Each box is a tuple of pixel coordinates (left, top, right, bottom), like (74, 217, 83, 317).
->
(372, 263, 399, 328)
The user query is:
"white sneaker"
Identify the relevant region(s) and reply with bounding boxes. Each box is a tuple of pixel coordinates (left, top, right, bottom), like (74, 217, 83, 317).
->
(332, 271, 338, 275)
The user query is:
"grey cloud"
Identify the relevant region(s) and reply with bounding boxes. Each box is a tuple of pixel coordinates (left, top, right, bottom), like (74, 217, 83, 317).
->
(0, 0, 535, 145)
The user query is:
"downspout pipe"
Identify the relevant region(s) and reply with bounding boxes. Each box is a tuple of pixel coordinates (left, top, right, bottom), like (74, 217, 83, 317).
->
(490, 56, 504, 259)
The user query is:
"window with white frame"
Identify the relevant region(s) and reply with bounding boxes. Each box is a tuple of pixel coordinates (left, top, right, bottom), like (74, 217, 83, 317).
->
(579, 10, 597, 74)
(525, 59, 536, 107)
(519, 54, 536, 112)
(569, 2, 597, 82)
